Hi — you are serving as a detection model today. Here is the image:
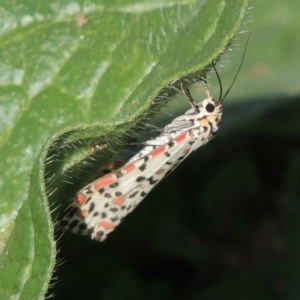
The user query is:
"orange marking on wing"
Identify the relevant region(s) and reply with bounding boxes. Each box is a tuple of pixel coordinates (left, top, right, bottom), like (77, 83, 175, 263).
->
(124, 164, 135, 173)
(172, 162, 179, 169)
(175, 132, 187, 143)
(152, 146, 166, 157)
(155, 168, 165, 175)
(76, 193, 86, 205)
(114, 197, 125, 206)
(77, 209, 88, 217)
(94, 176, 115, 190)
(183, 148, 190, 155)
(99, 221, 116, 230)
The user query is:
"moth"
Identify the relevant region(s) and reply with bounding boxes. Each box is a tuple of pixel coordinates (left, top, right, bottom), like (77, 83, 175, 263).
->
(58, 37, 249, 241)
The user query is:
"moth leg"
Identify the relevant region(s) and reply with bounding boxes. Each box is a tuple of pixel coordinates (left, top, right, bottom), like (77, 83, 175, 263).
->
(179, 78, 198, 109)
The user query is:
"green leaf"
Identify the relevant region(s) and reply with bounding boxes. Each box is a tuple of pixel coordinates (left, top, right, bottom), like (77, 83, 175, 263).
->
(0, 0, 248, 298)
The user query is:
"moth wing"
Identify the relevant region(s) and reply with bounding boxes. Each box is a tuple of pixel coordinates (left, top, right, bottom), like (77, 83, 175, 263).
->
(59, 129, 203, 241)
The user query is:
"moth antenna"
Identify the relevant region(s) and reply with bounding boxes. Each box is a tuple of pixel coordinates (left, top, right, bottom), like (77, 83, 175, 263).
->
(212, 60, 223, 101)
(218, 32, 251, 104)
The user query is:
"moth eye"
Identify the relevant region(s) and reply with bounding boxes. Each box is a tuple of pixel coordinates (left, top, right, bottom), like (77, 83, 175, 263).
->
(206, 103, 215, 113)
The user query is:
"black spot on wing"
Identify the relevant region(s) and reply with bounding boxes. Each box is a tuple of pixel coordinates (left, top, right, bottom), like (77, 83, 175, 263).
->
(96, 231, 104, 240)
(139, 163, 147, 171)
(69, 219, 79, 228)
(79, 223, 87, 230)
(85, 186, 93, 194)
(63, 204, 78, 219)
(164, 170, 172, 177)
(88, 202, 95, 213)
(110, 182, 119, 188)
(115, 170, 123, 178)
(164, 151, 171, 157)
(136, 176, 146, 183)
(110, 207, 118, 212)
(148, 176, 158, 185)
(129, 191, 139, 198)
(85, 196, 92, 204)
